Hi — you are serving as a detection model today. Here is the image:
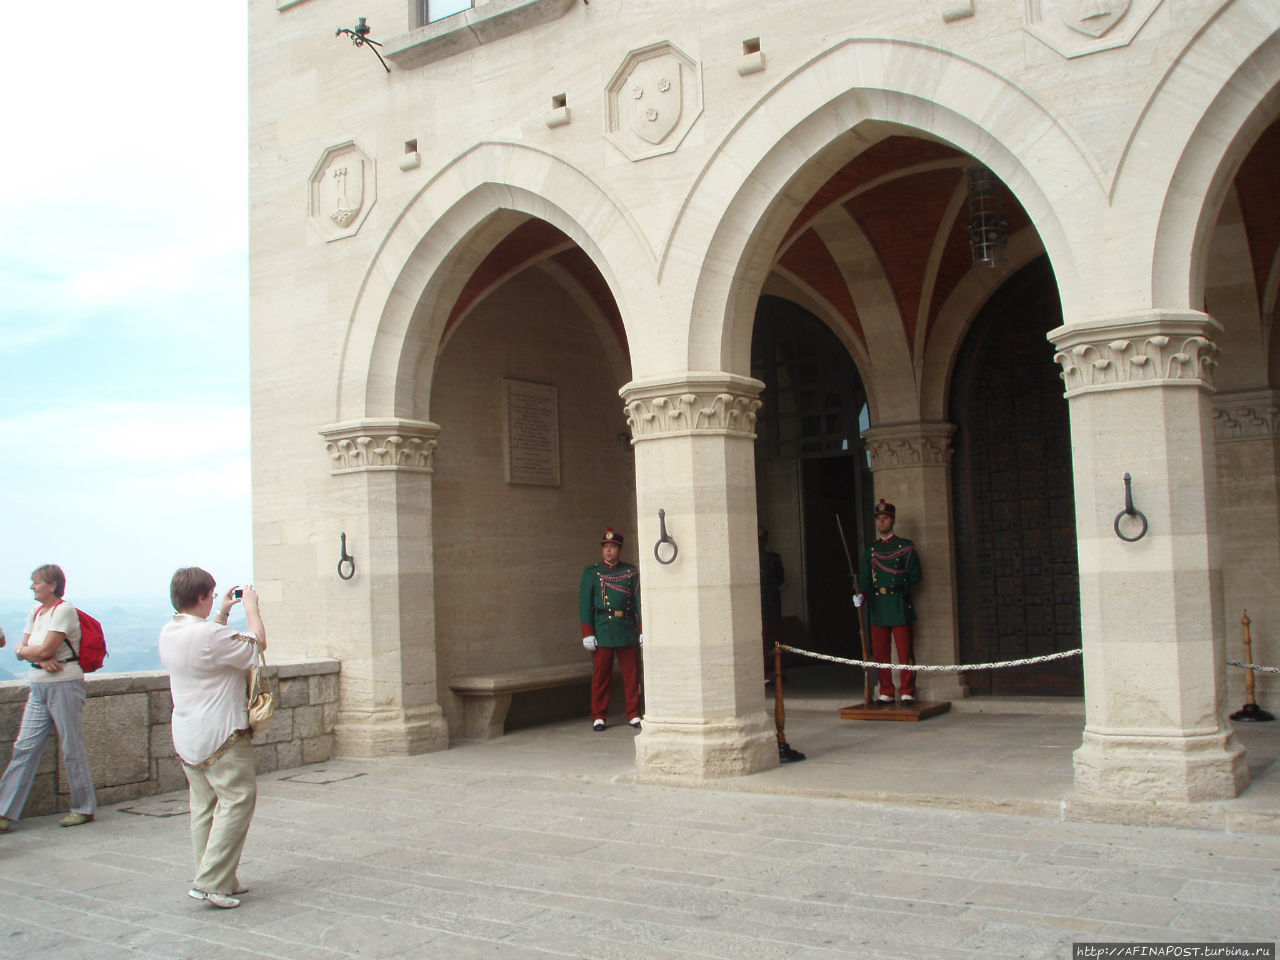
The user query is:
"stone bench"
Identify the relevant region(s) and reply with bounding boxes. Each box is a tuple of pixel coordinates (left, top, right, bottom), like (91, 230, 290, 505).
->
(450, 661, 594, 740)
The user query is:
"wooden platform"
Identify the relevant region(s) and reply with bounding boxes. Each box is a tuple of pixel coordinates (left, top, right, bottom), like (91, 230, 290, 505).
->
(839, 700, 951, 722)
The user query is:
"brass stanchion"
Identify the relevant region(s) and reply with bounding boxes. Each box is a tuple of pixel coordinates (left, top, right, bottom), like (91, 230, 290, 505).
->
(774, 644, 805, 762)
(1231, 609, 1274, 722)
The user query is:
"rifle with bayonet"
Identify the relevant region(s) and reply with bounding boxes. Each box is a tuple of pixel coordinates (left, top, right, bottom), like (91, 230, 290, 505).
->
(836, 514, 872, 707)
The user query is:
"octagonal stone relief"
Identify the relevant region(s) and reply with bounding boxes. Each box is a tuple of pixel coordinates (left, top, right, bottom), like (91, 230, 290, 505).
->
(604, 41, 703, 161)
(1023, 0, 1163, 58)
(308, 141, 376, 242)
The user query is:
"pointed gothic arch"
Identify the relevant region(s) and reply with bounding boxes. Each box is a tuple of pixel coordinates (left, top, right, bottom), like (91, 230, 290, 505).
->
(333, 142, 661, 424)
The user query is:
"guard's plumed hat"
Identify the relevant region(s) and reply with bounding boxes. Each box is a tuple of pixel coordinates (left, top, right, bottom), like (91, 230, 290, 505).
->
(874, 499, 896, 517)
(600, 527, 625, 546)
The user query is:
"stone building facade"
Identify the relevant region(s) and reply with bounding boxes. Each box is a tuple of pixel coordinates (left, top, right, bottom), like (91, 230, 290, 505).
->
(249, 0, 1280, 803)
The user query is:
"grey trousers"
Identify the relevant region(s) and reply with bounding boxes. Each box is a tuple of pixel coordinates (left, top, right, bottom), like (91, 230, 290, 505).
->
(185, 736, 257, 895)
(0, 680, 97, 820)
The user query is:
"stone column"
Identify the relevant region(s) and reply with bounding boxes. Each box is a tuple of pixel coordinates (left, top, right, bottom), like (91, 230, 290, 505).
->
(621, 373, 779, 779)
(318, 418, 450, 757)
(1050, 311, 1247, 802)
(861, 422, 966, 702)
(1213, 389, 1280, 709)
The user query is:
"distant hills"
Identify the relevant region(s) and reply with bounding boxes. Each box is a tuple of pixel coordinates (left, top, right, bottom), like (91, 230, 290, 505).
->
(0, 596, 249, 682)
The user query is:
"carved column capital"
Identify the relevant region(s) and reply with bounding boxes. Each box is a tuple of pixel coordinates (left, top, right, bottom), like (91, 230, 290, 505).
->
(862, 422, 956, 470)
(319, 418, 441, 474)
(620, 372, 764, 442)
(1213, 389, 1280, 444)
(1048, 311, 1221, 397)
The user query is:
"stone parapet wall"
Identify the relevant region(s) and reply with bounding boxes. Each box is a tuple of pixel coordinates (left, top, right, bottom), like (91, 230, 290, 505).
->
(0, 659, 340, 818)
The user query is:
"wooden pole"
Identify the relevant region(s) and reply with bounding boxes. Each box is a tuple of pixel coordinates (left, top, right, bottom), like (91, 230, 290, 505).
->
(1231, 608, 1275, 722)
(856, 593, 872, 707)
(1244, 610, 1257, 707)
(774, 642, 786, 745)
(774, 643, 806, 761)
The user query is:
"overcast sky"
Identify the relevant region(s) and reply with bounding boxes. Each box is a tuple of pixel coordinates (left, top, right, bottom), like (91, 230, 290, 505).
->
(0, 3, 251, 605)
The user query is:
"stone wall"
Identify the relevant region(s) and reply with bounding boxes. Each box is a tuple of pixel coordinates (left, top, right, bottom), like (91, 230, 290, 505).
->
(0, 659, 339, 818)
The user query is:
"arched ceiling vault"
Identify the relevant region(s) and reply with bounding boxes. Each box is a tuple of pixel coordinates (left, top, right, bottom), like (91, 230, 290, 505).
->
(771, 135, 1032, 366)
(441, 218, 627, 355)
(435, 119, 1279, 387)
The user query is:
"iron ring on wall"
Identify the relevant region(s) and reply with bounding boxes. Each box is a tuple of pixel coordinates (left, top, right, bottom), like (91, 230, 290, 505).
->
(338, 532, 357, 580)
(654, 509, 678, 565)
(1113, 473, 1148, 543)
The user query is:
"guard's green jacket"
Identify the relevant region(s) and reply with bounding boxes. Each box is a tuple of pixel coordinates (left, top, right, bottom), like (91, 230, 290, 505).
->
(859, 536, 922, 627)
(579, 561, 641, 647)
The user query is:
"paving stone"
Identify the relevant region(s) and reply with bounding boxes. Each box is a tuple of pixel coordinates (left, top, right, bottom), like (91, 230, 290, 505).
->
(2, 713, 1278, 958)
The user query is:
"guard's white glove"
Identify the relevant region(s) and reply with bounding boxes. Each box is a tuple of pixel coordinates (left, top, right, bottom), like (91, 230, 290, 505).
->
(583, 635, 598, 652)
(638, 633, 645, 646)
(852, 593, 864, 608)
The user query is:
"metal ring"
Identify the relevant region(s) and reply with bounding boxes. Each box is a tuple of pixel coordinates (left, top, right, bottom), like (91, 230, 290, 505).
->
(654, 508, 678, 565)
(1113, 509, 1148, 543)
(1113, 473, 1148, 542)
(338, 532, 357, 580)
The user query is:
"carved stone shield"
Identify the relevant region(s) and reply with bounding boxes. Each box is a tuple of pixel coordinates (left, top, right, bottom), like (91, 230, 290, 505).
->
(627, 57, 682, 145)
(308, 141, 376, 241)
(325, 161, 364, 226)
(1060, 0, 1130, 37)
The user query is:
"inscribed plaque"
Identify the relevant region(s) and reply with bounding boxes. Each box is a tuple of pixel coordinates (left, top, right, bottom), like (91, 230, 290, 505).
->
(503, 379, 560, 485)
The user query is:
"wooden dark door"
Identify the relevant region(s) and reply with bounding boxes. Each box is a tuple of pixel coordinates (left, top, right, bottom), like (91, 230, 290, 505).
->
(949, 258, 1082, 696)
(801, 456, 864, 661)
(753, 297, 873, 665)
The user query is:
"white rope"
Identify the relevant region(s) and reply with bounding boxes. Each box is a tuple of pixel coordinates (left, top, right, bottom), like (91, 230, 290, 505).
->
(1228, 659, 1280, 675)
(776, 648, 1280, 675)
(776, 644, 1082, 673)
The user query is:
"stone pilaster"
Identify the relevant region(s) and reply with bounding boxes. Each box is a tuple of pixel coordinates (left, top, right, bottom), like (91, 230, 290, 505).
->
(1212, 389, 1280, 710)
(317, 418, 450, 756)
(1049, 311, 1247, 802)
(621, 373, 779, 779)
(861, 421, 966, 702)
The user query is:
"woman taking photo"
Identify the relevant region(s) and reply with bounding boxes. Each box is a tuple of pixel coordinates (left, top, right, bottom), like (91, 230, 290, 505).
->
(159, 567, 267, 910)
(0, 564, 98, 831)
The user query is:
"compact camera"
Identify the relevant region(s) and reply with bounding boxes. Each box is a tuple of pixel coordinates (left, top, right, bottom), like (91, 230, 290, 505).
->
(232, 588, 243, 600)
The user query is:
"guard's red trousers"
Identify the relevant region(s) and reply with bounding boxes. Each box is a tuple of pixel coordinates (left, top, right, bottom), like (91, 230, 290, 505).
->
(591, 645, 642, 722)
(869, 624, 915, 698)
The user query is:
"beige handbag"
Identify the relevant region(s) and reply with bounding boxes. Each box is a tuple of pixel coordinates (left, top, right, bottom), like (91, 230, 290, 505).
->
(246, 643, 277, 735)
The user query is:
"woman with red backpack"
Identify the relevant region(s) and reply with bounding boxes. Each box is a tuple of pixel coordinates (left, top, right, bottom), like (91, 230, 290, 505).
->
(0, 563, 98, 832)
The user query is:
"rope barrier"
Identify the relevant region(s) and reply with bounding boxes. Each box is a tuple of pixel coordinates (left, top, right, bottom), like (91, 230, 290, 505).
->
(775, 646, 1280, 676)
(775, 644, 1082, 673)
(1228, 659, 1280, 675)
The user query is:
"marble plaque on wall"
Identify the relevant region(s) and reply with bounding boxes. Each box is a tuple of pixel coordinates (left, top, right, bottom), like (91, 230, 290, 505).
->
(504, 379, 560, 486)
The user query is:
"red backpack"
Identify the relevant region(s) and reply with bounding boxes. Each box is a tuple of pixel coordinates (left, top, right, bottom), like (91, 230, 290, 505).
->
(72, 610, 108, 672)
(39, 601, 108, 673)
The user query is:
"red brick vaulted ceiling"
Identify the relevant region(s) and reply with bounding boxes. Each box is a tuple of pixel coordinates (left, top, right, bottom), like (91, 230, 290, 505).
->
(443, 219, 625, 348)
(776, 229, 866, 348)
(843, 166, 966, 350)
(777, 135, 1034, 356)
(783, 137, 964, 247)
(1233, 117, 1280, 315)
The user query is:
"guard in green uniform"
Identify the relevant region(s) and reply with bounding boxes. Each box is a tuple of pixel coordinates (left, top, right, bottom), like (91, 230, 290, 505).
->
(579, 528, 643, 731)
(854, 499, 922, 703)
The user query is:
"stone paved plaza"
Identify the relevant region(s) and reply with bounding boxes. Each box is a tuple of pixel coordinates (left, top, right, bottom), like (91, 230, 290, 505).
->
(2, 692, 1277, 959)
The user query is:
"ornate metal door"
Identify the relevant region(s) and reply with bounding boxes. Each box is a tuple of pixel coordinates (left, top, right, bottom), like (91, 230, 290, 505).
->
(950, 258, 1082, 695)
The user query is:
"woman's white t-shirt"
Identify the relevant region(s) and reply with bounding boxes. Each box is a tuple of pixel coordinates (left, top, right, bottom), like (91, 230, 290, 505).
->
(158, 613, 258, 765)
(23, 601, 83, 684)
